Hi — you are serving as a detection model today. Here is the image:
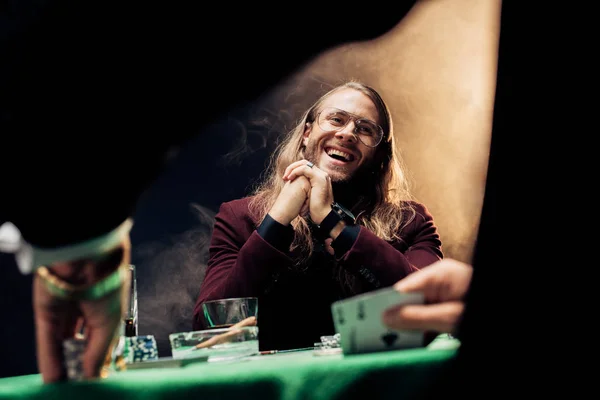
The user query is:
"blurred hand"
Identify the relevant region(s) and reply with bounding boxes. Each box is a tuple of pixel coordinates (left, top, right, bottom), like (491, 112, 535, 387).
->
(268, 175, 311, 225)
(283, 159, 334, 224)
(382, 258, 473, 334)
(33, 236, 131, 383)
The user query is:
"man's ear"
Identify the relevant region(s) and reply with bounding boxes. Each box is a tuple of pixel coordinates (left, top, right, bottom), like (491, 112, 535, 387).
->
(303, 122, 312, 146)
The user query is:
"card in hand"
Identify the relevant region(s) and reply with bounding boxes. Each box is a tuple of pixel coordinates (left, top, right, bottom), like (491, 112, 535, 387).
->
(331, 286, 425, 355)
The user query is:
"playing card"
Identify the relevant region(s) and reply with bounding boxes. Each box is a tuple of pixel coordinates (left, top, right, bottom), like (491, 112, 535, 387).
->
(331, 286, 425, 355)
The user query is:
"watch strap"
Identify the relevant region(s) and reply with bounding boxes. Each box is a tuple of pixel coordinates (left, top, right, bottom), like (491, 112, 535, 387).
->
(316, 208, 343, 239)
(332, 202, 356, 224)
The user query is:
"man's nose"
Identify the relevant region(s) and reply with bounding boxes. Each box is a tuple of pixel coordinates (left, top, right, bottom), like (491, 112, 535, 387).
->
(334, 123, 358, 143)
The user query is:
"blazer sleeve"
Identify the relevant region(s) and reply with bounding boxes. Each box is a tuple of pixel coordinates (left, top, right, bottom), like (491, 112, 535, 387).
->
(333, 202, 443, 288)
(193, 201, 294, 327)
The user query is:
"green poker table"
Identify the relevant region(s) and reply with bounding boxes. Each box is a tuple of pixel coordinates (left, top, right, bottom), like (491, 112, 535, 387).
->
(0, 335, 459, 400)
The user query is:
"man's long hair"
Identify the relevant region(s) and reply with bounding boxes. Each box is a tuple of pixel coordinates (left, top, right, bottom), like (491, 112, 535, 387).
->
(249, 81, 416, 266)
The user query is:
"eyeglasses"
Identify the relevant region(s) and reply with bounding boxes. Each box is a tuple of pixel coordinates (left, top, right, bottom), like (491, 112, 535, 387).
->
(316, 107, 384, 148)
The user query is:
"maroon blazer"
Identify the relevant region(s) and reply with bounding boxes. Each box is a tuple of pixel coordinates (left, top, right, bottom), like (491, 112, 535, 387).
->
(193, 196, 443, 350)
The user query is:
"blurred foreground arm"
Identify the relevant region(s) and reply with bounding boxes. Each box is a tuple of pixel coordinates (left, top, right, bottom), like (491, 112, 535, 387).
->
(33, 232, 132, 383)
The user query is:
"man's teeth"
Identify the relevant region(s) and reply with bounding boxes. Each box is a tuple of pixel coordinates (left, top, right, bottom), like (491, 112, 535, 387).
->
(326, 148, 352, 161)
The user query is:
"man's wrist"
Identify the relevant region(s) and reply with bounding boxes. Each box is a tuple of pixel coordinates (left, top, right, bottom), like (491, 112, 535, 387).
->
(316, 206, 344, 240)
(267, 207, 293, 226)
(312, 206, 333, 226)
(257, 214, 294, 252)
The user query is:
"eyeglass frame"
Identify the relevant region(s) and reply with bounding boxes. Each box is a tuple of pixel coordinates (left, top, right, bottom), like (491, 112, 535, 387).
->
(315, 107, 385, 148)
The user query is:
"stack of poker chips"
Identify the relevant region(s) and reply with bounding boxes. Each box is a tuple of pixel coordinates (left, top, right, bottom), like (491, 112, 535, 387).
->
(122, 335, 159, 364)
(319, 333, 341, 348)
(63, 337, 87, 381)
(313, 333, 343, 356)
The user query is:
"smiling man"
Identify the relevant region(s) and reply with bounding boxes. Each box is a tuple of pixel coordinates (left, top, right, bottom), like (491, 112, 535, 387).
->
(193, 81, 443, 350)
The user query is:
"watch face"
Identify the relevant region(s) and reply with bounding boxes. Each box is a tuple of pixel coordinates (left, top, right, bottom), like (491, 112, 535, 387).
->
(333, 203, 356, 222)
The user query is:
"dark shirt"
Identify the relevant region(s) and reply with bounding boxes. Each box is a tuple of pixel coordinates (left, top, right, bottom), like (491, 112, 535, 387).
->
(193, 196, 443, 351)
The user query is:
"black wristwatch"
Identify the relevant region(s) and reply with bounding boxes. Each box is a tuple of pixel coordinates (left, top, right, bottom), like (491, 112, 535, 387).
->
(316, 202, 356, 238)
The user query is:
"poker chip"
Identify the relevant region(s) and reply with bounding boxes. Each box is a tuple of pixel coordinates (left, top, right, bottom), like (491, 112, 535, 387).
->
(319, 333, 341, 348)
(313, 333, 342, 356)
(63, 337, 87, 381)
(122, 335, 159, 363)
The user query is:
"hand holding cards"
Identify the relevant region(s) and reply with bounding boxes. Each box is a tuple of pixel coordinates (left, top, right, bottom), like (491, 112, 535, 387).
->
(331, 287, 425, 355)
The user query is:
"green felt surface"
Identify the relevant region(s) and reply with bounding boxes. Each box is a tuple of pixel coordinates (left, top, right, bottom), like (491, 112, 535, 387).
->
(0, 336, 459, 400)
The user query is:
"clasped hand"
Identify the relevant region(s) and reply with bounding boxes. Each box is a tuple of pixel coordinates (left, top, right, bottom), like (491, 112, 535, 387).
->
(268, 160, 334, 226)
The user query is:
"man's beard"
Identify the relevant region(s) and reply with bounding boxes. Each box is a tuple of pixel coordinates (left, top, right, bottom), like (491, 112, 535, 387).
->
(302, 143, 374, 207)
(303, 142, 353, 184)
